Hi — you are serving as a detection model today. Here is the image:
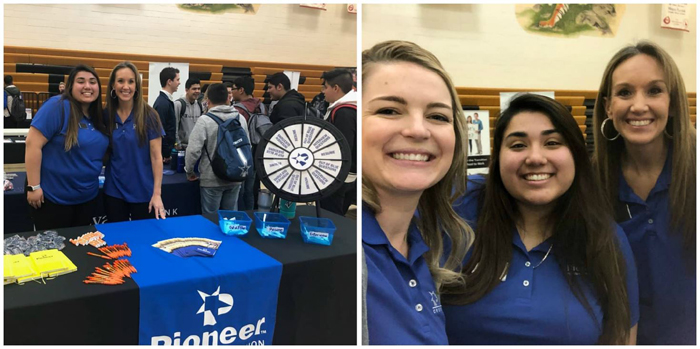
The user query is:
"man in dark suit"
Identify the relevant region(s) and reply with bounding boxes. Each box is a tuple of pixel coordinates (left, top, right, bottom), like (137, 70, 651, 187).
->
(152, 67, 181, 163)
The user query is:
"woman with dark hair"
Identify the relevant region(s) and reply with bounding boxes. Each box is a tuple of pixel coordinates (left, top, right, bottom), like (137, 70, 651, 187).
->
(593, 42, 696, 344)
(443, 94, 639, 344)
(25, 64, 109, 229)
(361, 40, 474, 344)
(104, 61, 166, 222)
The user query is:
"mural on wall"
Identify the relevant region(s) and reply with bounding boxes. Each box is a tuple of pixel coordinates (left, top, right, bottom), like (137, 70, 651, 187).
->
(516, 4, 625, 37)
(177, 4, 260, 14)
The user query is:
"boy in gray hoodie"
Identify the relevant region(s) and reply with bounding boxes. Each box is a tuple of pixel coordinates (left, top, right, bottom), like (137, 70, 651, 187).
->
(184, 83, 250, 214)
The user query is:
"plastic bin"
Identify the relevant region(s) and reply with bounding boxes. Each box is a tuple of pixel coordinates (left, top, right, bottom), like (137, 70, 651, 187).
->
(218, 210, 252, 236)
(254, 212, 291, 239)
(299, 216, 336, 246)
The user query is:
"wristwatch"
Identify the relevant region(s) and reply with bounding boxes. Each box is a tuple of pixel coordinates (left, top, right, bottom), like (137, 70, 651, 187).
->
(26, 184, 41, 191)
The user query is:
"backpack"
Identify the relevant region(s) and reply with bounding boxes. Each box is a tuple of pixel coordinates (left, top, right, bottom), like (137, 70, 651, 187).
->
(305, 102, 322, 119)
(178, 98, 203, 118)
(310, 93, 329, 116)
(330, 103, 357, 123)
(202, 112, 253, 182)
(233, 103, 271, 146)
(5, 88, 26, 122)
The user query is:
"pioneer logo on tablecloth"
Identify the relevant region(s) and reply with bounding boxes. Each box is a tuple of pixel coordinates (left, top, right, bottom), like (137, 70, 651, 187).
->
(151, 286, 268, 345)
(197, 286, 233, 326)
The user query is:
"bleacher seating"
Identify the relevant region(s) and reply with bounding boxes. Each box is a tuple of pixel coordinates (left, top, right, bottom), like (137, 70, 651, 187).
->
(4, 46, 345, 118)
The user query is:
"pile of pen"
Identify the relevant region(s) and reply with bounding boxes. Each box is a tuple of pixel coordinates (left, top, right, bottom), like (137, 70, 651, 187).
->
(83, 259, 137, 285)
(86, 243, 131, 260)
(84, 243, 137, 285)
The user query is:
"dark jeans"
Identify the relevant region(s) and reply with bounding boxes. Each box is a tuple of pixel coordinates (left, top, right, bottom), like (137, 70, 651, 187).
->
(28, 194, 99, 230)
(320, 181, 356, 216)
(237, 166, 256, 211)
(104, 194, 152, 223)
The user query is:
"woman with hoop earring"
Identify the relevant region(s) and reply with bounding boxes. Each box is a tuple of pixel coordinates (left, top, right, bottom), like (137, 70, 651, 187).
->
(593, 42, 696, 345)
(103, 62, 166, 222)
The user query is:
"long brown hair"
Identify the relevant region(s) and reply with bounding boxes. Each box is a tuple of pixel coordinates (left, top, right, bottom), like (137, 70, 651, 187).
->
(105, 61, 162, 146)
(442, 94, 631, 344)
(362, 40, 474, 290)
(62, 64, 108, 150)
(592, 41, 696, 265)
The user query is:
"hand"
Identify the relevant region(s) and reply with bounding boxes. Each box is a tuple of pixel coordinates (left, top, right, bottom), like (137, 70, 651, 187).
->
(149, 194, 166, 219)
(27, 188, 44, 209)
(187, 173, 199, 182)
(163, 156, 172, 164)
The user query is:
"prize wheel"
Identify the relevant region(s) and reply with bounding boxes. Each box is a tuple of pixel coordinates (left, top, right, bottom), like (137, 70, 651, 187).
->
(255, 116, 351, 203)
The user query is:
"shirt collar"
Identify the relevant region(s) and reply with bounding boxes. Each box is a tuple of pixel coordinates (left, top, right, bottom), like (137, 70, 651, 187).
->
(161, 90, 174, 101)
(362, 203, 430, 265)
(618, 143, 673, 202)
(511, 228, 553, 255)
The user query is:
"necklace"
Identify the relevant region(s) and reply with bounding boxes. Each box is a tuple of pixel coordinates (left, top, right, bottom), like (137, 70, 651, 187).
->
(532, 243, 553, 269)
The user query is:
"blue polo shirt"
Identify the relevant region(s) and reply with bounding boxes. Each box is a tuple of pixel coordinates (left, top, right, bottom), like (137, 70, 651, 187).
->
(617, 146, 695, 344)
(104, 109, 164, 203)
(363, 204, 448, 345)
(446, 175, 639, 344)
(30, 95, 109, 205)
(473, 119, 483, 131)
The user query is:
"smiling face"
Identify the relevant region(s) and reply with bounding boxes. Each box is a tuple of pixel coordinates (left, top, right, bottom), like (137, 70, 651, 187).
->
(71, 71, 99, 106)
(499, 111, 575, 212)
(605, 54, 670, 148)
(167, 73, 181, 93)
(363, 61, 456, 198)
(186, 83, 201, 102)
(112, 67, 136, 103)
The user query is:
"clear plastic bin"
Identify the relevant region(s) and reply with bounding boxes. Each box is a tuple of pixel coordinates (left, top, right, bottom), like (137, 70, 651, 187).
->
(218, 211, 252, 236)
(254, 212, 291, 239)
(299, 216, 336, 246)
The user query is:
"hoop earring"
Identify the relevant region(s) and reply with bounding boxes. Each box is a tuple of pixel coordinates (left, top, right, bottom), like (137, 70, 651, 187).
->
(110, 89, 117, 99)
(600, 118, 620, 141)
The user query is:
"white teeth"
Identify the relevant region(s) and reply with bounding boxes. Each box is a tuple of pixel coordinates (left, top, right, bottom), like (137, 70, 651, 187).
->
(524, 174, 552, 181)
(392, 153, 429, 162)
(629, 120, 652, 126)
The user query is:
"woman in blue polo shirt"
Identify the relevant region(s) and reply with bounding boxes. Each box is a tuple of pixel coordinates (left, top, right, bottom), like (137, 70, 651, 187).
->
(593, 42, 696, 344)
(443, 94, 639, 344)
(361, 40, 474, 345)
(25, 65, 110, 229)
(103, 61, 166, 222)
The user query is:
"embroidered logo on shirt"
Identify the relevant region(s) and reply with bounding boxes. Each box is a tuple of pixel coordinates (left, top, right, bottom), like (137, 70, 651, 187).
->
(429, 291, 442, 314)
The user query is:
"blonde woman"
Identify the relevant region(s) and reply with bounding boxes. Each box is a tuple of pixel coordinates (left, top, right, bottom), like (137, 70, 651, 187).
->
(104, 61, 166, 222)
(361, 40, 474, 344)
(593, 41, 696, 344)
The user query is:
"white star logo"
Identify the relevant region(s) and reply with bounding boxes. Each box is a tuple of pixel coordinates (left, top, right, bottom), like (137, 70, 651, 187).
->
(196, 286, 234, 326)
(239, 164, 250, 178)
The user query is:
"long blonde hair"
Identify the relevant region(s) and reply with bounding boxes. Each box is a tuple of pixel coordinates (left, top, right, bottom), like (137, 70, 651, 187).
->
(105, 61, 162, 145)
(593, 41, 696, 261)
(362, 40, 474, 290)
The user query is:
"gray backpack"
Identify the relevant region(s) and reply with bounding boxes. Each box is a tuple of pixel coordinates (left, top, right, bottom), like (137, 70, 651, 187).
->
(234, 103, 271, 145)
